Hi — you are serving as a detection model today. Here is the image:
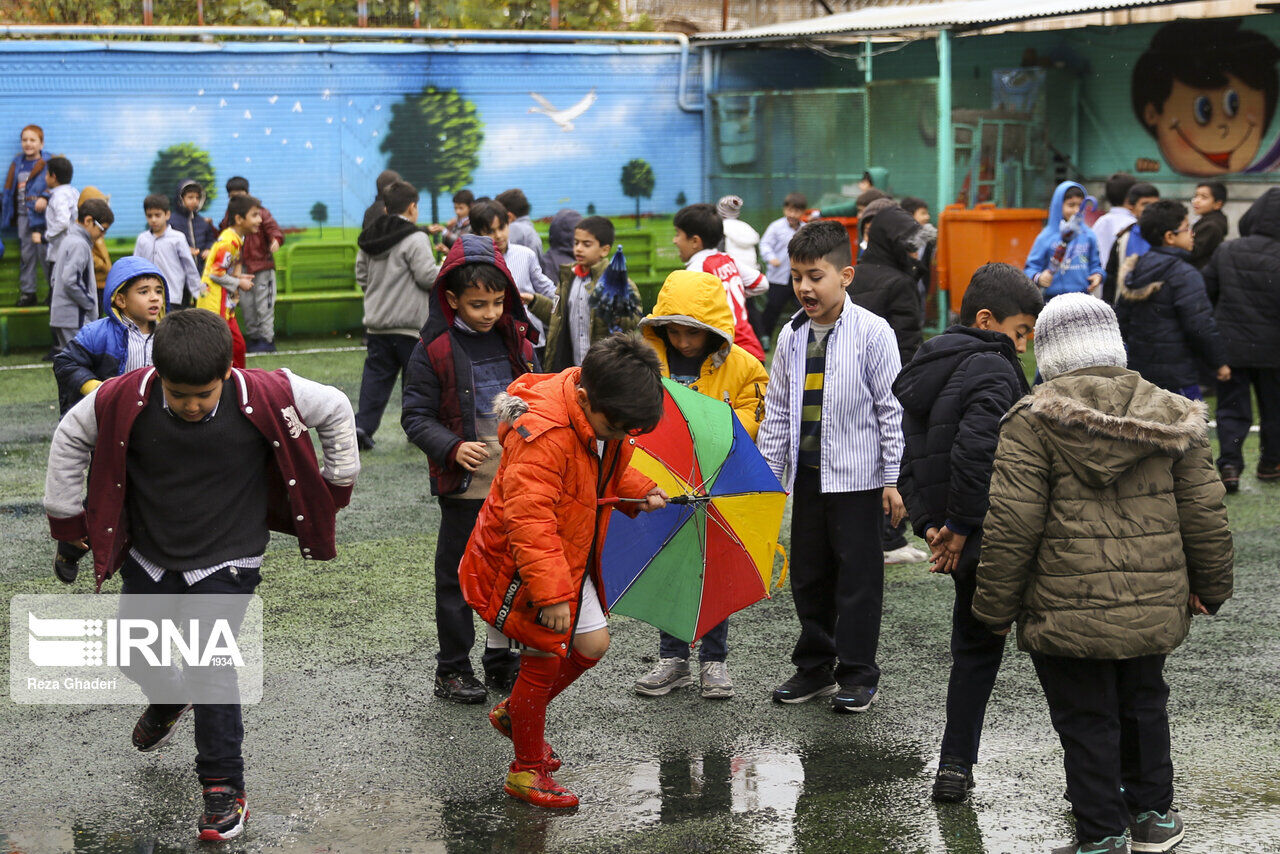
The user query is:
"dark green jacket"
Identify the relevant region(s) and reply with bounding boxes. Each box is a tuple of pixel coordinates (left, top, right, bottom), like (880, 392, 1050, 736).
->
(973, 366, 1233, 659)
(531, 258, 641, 373)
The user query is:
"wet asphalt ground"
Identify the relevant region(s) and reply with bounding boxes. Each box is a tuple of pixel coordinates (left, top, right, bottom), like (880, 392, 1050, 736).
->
(1, 344, 1277, 853)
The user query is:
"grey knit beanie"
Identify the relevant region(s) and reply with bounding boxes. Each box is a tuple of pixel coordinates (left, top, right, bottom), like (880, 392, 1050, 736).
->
(716, 195, 743, 219)
(1034, 293, 1127, 381)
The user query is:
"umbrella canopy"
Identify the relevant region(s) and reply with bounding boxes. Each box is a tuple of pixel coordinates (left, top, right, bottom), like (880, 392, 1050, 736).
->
(588, 244, 641, 333)
(600, 378, 786, 643)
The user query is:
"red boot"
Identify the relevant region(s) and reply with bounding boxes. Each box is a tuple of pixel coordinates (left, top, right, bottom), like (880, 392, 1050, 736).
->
(504, 767, 579, 809)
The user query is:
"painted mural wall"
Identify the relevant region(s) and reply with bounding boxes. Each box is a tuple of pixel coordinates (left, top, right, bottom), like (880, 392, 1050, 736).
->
(0, 42, 703, 235)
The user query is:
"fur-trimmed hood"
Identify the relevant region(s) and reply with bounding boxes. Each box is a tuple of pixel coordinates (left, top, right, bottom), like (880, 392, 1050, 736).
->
(1016, 365, 1207, 488)
(493, 390, 529, 425)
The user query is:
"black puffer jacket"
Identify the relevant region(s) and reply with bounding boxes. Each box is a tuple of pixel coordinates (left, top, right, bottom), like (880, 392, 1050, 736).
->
(1204, 189, 1280, 367)
(893, 326, 1030, 543)
(850, 206, 924, 364)
(1116, 246, 1226, 391)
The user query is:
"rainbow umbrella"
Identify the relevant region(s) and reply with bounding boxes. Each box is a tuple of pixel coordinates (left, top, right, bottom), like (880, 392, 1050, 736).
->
(600, 378, 786, 643)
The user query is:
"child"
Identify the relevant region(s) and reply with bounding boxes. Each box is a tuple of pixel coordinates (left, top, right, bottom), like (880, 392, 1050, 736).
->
(135, 194, 202, 312)
(1189, 181, 1229, 270)
(541, 207, 582, 280)
(197, 194, 260, 370)
(53, 256, 166, 417)
(80, 186, 113, 297)
(756, 220, 906, 713)
(44, 307, 359, 842)
(1203, 187, 1280, 492)
(353, 179, 440, 450)
(2, 124, 49, 306)
(973, 293, 1233, 854)
(362, 168, 402, 231)
(900, 196, 938, 309)
(758, 192, 807, 344)
(900, 196, 931, 227)
(1092, 172, 1138, 265)
(1104, 182, 1162, 303)
(892, 262, 1042, 803)
(428, 188, 474, 250)
(219, 177, 284, 354)
(1117, 199, 1230, 400)
(37, 155, 77, 267)
(633, 269, 769, 699)
(402, 233, 540, 702)
(170, 179, 217, 265)
(717, 195, 761, 280)
(459, 332, 668, 808)
(673, 203, 766, 362)
(49, 198, 112, 354)
(1024, 181, 1104, 300)
(468, 198, 556, 345)
(533, 215, 642, 373)
(496, 188, 543, 256)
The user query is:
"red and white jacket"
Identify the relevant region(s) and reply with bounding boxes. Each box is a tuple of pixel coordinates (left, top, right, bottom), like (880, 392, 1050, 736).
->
(686, 248, 766, 361)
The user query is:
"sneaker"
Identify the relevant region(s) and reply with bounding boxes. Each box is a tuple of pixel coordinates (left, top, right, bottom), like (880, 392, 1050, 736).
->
(1257, 461, 1280, 483)
(1050, 837, 1129, 854)
(1130, 808, 1184, 853)
(355, 428, 375, 451)
(931, 757, 975, 803)
(488, 698, 561, 771)
(699, 661, 735, 699)
(198, 785, 248, 841)
(504, 767, 578, 809)
(434, 672, 486, 704)
(1220, 464, 1241, 494)
(772, 669, 838, 704)
(634, 657, 693, 697)
(884, 544, 930, 564)
(832, 685, 878, 713)
(54, 540, 89, 584)
(15, 293, 37, 307)
(260, 341, 277, 354)
(132, 703, 193, 752)
(485, 666, 519, 694)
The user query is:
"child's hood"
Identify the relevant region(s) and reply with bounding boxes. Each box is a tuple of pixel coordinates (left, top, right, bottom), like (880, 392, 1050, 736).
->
(639, 270, 735, 354)
(172, 178, 207, 214)
(493, 367, 595, 450)
(101, 255, 167, 321)
(862, 206, 924, 275)
(1022, 366, 1206, 489)
(421, 233, 535, 343)
(893, 326, 1023, 418)
(1239, 187, 1280, 239)
(357, 212, 420, 257)
(1047, 181, 1088, 226)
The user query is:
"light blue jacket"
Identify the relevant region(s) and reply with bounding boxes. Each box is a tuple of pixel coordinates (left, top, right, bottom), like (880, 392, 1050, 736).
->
(1024, 181, 1104, 298)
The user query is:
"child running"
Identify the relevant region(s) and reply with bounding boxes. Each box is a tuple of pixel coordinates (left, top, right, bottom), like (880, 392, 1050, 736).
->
(459, 333, 668, 808)
(632, 269, 768, 700)
(197, 194, 261, 369)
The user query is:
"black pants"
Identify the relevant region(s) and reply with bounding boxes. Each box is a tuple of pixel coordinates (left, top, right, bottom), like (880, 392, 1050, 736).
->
(118, 557, 259, 790)
(788, 467, 883, 688)
(355, 333, 418, 439)
(1216, 366, 1280, 471)
(758, 283, 798, 342)
(435, 498, 518, 679)
(881, 516, 908, 551)
(938, 537, 1006, 767)
(1031, 653, 1173, 843)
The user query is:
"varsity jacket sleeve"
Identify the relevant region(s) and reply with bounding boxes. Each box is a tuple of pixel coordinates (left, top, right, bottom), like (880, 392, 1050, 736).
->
(283, 370, 360, 488)
(866, 324, 905, 484)
(401, 341, 465, 466)
(946, 355, 1022, 534)
(755, 322, 795, 486)
(44, 389, 100, 539)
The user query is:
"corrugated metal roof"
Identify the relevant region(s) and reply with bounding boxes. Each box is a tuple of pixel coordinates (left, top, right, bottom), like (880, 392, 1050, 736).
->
(693, 0, 1185, 42)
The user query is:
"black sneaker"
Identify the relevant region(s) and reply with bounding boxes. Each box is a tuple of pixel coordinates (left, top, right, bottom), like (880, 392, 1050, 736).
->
(132, 703, 193, 752)
(16, 293, 37, 307)
(485, 666, 520, 694)
(355, 428, 375, 451)
(54, 540, 89, 584)
(435, 672, 486, 704)
(1220, 464, 1241, 493)
(1130, 808, 1183, 853)
(932, 757, 975, 803)
(198, 785, 248, 842)
(772, 669, 838, 704)
(832, 685, 878, 713)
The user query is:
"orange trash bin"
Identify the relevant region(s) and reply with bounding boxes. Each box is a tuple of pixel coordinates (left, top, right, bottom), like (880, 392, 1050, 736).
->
(819, 216, 859, 266)
(937, 203, 1046, 314)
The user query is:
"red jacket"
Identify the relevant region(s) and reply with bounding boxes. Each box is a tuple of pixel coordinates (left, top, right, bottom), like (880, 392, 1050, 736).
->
(47, 367, 356, 590)
(458, 368, 655, 656)
(220, 205, 284, 273)
(690, 250, 766, 361)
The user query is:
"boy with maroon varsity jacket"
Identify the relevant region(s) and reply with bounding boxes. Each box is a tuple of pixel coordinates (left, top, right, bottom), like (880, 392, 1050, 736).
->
(43, 308, 358, 843)
(401, 233, 539, 704)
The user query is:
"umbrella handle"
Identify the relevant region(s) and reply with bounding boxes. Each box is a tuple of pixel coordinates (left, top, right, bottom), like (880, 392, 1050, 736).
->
(597, 495, 694, 507)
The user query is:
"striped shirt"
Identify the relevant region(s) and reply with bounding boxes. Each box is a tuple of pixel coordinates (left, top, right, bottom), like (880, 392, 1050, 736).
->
(122, 318, 154, 373)
(757, 295, 904, 493)
(797, 321, 833, 469)
(130, 547, 264, 586)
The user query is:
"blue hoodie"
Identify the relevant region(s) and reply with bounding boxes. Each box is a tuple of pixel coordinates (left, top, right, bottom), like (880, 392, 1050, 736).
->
(52, 256, 168, 415)
(1024, 181, 1104, 299)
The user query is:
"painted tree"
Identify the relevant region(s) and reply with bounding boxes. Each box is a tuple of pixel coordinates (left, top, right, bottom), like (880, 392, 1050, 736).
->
(310, 201, 329, 236)
(381, 86, 483, 223)
(587, 202, 597, 215)
(620, 158, 655, 227)
(675, 191, 687, 207)
(148, 143, 216, 212)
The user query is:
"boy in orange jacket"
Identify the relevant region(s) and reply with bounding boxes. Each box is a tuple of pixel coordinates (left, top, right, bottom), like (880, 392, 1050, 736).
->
(459, 333, 668, 808)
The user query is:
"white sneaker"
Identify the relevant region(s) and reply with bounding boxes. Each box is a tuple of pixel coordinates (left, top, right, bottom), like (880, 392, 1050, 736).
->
(699, 661, 735, 699)
(884, 544, 930, 564)
(634, 658, 693, 696)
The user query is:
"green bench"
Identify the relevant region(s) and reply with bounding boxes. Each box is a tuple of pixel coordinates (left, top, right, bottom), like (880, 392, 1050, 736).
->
(273, 241, 362, 335)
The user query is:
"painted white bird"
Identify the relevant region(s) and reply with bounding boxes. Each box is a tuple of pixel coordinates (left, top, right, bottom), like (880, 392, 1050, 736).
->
(528, 89, 597, 132)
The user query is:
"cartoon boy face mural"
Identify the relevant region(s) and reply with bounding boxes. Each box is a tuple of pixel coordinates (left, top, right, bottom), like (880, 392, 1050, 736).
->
(1132, 19, 1280, 176)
